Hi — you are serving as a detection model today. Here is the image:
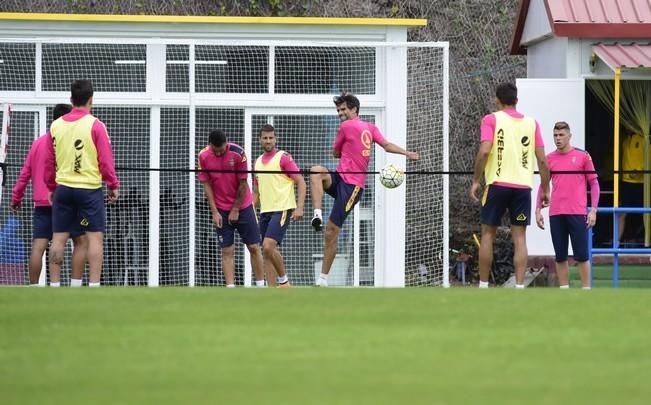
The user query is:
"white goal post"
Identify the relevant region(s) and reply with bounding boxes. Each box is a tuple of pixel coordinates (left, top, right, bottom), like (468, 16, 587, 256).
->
(0, 37, 448, 287)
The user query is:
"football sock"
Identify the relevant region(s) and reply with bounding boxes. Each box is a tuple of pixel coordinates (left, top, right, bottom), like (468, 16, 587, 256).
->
(89, 282, 101, 288)
(71, 279, 82, 287)
(313, 208, 322, 218)
(226, 284, 236, 288)
(581, 286, 591, 290)
(515, 284, 525, 289)
(559, 284, 569, 289)
(255, 280, 266, 287)
(478, 281, 489, 288)
(50, 282, 60, 287)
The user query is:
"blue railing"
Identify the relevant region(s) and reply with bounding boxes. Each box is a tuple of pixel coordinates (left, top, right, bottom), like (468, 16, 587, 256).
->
(588, 207, 651, 288)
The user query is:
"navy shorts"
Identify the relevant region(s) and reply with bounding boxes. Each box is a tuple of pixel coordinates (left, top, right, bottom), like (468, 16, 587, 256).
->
(480, 184, 531, 226)
(33, 206, 86, 240)
(216, 204, 261, 248)
(326, 172, 363, 228)
(52, 186, 105, 233)
(550, 215, 589, 262)
(259, 210, 292, 244)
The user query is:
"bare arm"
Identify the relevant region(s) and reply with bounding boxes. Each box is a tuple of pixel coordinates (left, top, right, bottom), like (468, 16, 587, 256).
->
(469, 141, 492, 202)
(203, 182, 222, 228)
(382, 142, 419, 160)
(292, 174, 307, 221)
(232, 180, 248, 211)
(227, 180, 249, 224)
(472, 141, 492, 184)
(252, 181, 260, 209)
(535, 147, 551, 206)
(587, 177, 600, 228)
(11, 150, 33, 211)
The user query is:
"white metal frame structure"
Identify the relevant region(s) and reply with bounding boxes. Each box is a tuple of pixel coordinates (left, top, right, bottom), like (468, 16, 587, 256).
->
(0, 14, 448, 287)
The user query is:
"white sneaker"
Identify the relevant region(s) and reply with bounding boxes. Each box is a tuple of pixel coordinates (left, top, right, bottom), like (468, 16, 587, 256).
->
(316, 277, 328, 287)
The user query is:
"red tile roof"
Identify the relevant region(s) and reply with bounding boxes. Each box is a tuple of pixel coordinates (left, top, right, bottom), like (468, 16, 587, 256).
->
(592, 42, 651, 70)
(511, 0, 651, 55)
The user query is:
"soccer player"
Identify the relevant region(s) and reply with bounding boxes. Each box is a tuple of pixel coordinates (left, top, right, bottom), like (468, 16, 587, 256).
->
(253, 124, 306, 287)
(44, 80, 120, 288)
(310, 92, 419, 287)
(11, 104, 88, 287)
(535, 121, 599, 289)
(469, 82, 551, 289)
(198, 129, 265, 287)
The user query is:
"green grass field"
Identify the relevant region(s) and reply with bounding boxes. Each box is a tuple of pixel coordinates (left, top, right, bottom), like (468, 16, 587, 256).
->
(1, 288, 650, 404)
(571, 264, 651, 288)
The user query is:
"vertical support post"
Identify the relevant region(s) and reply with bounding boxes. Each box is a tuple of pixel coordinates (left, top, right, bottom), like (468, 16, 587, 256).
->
(146, 43, 164, 287)
(243, 110, 253, 287)
(380, 31, 408, 287)
(37, 106, 47, 286)
(149, 107, 161, 286)
(188, 43, 196, 287)
(353, 204, 360, 287)
(442, 43, 450, 288)
(613, 210, 619, 288)
(613, 68, 621, 289)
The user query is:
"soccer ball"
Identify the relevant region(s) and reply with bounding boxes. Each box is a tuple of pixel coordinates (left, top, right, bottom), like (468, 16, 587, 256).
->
(379, 163, 404, 189)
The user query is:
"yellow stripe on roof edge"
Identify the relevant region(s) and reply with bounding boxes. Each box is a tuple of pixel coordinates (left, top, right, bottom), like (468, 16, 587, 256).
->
(0, 12, 427, 26)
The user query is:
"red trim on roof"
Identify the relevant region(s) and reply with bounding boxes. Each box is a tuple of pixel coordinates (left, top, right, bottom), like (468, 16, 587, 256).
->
(511, 0, 651, 55)
(593, 43, 651, 71)
(555, 23, 651, 37)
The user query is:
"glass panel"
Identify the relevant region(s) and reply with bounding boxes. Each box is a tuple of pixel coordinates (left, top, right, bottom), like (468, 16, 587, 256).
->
(0, 42, 35, 91)
(196, 45, 268, 93)
(275, 47, 375, 94)
(166, 45, 189, 93)
(166, 45, 269, 94)
(42, 44, 146, 92)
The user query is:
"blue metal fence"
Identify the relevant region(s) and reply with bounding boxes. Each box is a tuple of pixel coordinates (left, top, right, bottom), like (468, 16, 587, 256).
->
(588, 207, 651, 288)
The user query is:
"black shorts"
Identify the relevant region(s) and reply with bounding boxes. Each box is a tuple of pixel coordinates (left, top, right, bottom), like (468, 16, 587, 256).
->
(259, 210, 292, 245)
(52, 186, 105, 233)
(326, 172, 363, 228)
(33, 206, 85, 240)
(550, 215, 588, 262)
(216, 205, 261, 248)
(480, 184, 531, 226)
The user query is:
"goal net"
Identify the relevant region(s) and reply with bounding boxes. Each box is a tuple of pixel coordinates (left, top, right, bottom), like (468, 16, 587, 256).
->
(0, 38, 448, 287)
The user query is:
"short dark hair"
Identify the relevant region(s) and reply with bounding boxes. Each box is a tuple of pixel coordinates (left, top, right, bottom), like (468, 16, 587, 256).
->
(208, 129, 227, 147)
(71, 80, 94, 107)
(553, 121, 570, 131)
(495, 82, 518, 106)
(259, 124, 275, 136)
(52, 103, 72, 121)
(333, 92, 360, 114)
